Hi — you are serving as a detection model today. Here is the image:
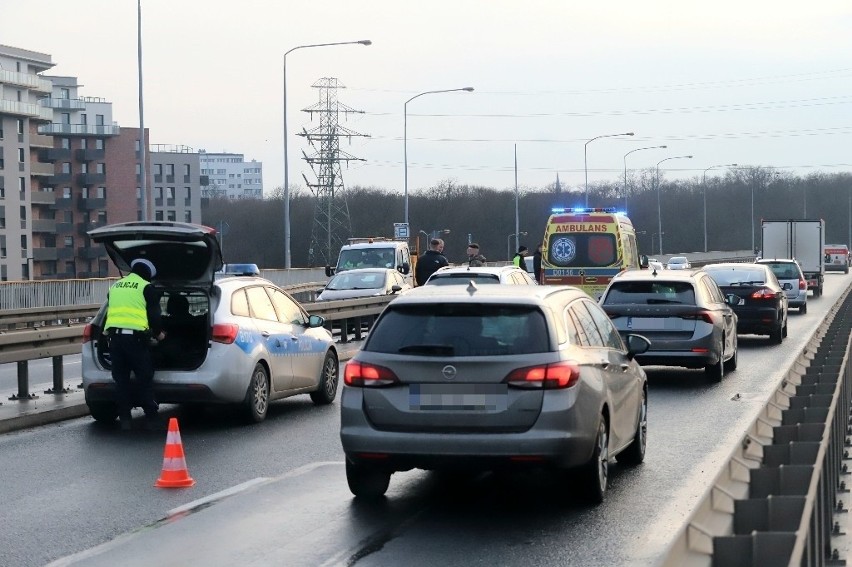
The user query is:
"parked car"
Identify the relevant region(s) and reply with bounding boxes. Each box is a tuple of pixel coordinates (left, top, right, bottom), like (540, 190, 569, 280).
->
(599, 268, 738, 381)
(82, 221, 339, 424)
(755, 258, 808, 314)
(340, 284, 651, 503)
(703, 262, 789, 344)
(317, 268, 410, 301)
(666, 256, 691, 270)
(424, 265, 538, 286)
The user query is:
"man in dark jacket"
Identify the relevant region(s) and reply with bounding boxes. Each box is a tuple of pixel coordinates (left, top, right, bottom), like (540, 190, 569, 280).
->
(415, 238, 449, 285)
(103, 258, 165, 431)
(533, 243, 543, 283)
(466, 243, 487, 267)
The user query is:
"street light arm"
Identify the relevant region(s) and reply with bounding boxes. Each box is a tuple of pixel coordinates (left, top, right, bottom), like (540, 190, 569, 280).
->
(284, 40, 372, 58)
(404, 87, 475, 107)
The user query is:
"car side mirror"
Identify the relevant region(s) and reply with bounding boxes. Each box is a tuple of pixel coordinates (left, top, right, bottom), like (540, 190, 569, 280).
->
(625, 334, 651, 360)
(639, 254, 649, 269)
(308, 314, 325, 328)
(398, 262, 410, 275)
(325, 265, 335, 277)
(391, 285, 402, 294)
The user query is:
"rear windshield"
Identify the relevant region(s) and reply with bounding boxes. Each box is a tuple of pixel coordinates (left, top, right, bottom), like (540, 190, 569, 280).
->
(603, 281, 696, 305)
(426, 274, 500, 285)
(760, 262, 800, 280)
(365, 303, 550, 356)
(547, 233, 616, 268)
(704, 267, 767, 286)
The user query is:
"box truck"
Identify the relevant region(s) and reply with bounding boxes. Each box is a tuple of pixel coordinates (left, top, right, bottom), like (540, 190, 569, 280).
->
(760, 219, 825, 296)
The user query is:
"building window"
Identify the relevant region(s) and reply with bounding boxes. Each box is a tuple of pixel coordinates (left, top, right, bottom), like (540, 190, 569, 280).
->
(155, 187, 163, 199)
(154, 164, 162, 176)
(80, 138, 87, 149)
(95, 139, 104, 150)
(96, 186, 106, 199)
(61, 113, 71, 125)
(135, 163, 141, 175)
(184, 210, 192, 222)
(62, 162, 71, 174)
(59, 87, 70, 100)
(64, 210, 73, 223)
(80, 114, 87, 125)
(18, 148, 24, 163)
(19, 177, 26, 192)
(80, 162, 88, 174)
(63, 187, 72, 199)
(17, 119, 24, 135)
(64, 236, 74, 247)
(61, 138, 70, 149)
(166, 187, 174, 199)
(167, 210, 176, 221)
(183, 164, 190, 175)
(20, 206, 26, 228)
(155, 210, 163, 221)
(136, 187, 142, 199)
(96, 163, 105, 174)
(135, 140, 140, 151)
(95, 114, 104, 126)
(81, 187, 89, 199)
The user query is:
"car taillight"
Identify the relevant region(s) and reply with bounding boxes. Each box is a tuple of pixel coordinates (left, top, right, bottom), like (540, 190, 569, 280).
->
(750, 288, 776, 299)
(680, 311, 713, 324)
(344, 360, 400, 387)
(211, 323, 239, 344)
(799, 278, 807, 290)
(83, 323, 93, 344)
(504, 361, 581, 389)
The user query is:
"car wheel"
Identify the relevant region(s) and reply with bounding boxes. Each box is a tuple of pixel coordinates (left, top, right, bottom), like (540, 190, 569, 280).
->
(346, 459, 391, 498)
(799, 303, 808, 315)
(769, 324, 783, 345)
(577, 417, 609, 504)
(88, 401, 117, 423)
(619, 389, 646, 466)
(725, 338, 738, 371)
(782, 316, 788, 338)
(705, 339, 724, 382)
(242, 363, 270, 424)
(310, 351, 339, 405)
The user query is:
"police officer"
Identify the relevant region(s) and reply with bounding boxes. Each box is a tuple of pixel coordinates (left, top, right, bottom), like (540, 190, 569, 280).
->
(104, 258, 165, 431)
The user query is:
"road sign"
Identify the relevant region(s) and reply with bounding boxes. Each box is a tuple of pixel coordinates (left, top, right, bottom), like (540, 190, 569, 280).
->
(394, 223, 409, 239)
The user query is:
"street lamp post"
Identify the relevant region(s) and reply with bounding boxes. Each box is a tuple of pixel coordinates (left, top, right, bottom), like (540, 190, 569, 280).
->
(404, 87, 474, 228)
(623, 145, 667, 211)
(508, 232, 528, 261)
(283, 39, 371, 269)
(584, 131, 634, 207)
(702, 163, 737, 252)
(656, 155, 693, 255)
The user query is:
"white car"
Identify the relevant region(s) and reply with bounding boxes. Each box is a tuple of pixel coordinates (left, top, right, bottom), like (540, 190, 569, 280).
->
(82, 221, 339, 424)
(666, 256, 691, 270)
(317, 268, 410, 301)
(424, 265, 537, 286)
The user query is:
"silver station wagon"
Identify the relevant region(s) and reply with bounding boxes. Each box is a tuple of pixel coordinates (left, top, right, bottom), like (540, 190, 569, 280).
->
(340, 284, 650, 503)
(81, 221, 339, 424)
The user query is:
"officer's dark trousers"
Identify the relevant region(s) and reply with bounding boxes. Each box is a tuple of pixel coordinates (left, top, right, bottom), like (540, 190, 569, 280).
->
(109, 333, 158, 420)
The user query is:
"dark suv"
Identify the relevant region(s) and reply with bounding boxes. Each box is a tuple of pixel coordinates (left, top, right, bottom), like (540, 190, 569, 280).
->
(599, 268, 738, 382)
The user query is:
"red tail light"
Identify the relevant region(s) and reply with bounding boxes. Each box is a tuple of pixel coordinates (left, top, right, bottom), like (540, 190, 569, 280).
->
(83, 324, 93, 344)
(680, 311, 713, 324)
(211, 323, 239, 344)
(504, 361, 581, 389)
(344, 360, 400, 387)
(799, 278, 807, 290)
(750, 288, 776, 299)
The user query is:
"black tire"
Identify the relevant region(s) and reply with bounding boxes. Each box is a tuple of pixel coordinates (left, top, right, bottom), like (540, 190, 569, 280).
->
(619, 389, 647, 466)
(577, 417, 609, 504)
(769, 324, 783, 345)
(799, 303, 808, 315)
(242, 363, 270, 423)
(346, 459, 391, 498)
(725, 338, 738, 371)
(705, 339, 724, 382)
(782, 317, 788, 338)
(309, 351, 339, 405)
(88, 401, 117, 423)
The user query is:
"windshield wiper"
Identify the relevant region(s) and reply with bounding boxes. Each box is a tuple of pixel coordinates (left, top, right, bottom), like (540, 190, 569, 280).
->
(725, 281, 764, 286)
(646, 299, 683, 304)
(398, 344, 455, 356)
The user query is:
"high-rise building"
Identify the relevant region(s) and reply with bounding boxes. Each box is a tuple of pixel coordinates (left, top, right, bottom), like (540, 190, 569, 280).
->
(149, 144, 203, 224)
(199, 151, 263, 199)
(0, 44, 54, 281)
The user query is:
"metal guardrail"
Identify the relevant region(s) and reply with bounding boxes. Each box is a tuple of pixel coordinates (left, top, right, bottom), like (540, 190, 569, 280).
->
(660, 283, 852, 566)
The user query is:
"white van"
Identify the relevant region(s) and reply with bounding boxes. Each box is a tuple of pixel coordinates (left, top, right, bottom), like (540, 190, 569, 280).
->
(326, 237, 414, 286)
(824, 244, 849, 274)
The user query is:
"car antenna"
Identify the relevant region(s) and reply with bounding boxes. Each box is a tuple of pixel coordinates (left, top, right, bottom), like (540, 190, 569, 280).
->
(466, 281, 478, 295)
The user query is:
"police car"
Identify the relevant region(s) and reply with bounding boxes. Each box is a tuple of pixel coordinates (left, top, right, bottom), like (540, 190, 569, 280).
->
(81, 221, 339, 424)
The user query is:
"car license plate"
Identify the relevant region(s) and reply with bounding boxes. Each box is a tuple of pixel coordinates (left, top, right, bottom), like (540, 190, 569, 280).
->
(627, 317, 678, 330)
(409, 384, 508, 411)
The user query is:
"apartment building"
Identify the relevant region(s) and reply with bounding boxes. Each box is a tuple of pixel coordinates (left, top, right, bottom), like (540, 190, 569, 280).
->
(0, 45, 54, 281)
(199, 151, 263, 199)
(149, 144, 204, 224)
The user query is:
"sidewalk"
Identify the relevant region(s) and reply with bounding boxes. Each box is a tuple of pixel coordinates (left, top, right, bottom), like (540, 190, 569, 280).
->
(0, 340, 363, 435)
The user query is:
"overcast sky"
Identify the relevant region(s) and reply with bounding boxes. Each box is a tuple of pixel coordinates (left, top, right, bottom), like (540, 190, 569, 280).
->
(3, 0, 852, 199)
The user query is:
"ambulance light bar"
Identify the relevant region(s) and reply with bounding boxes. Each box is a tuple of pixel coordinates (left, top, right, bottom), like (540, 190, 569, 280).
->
(551, 207, 618, 214)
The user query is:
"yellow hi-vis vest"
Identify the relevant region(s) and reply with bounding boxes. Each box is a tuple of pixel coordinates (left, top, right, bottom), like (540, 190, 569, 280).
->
(104, 273, 150, 331)
(513, 255, 522, 267)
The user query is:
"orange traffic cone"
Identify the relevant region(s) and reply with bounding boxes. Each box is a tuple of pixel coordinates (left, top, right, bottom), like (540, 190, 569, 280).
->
(155, 417, 195, 488)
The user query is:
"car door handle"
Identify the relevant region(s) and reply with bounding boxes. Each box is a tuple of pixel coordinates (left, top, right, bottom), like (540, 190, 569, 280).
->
(620, 363, 630, 371)
(261, 331, 271, 338)
(291, 336, 299, 341)
(598, 360, 610, 369)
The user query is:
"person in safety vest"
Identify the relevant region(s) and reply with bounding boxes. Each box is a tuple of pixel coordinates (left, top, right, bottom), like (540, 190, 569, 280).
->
(103, 258, 165, 431)
(512, 245, 529, 268)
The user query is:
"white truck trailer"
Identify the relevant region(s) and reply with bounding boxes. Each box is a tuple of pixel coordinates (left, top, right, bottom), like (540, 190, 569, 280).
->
(760, 219, 826, 296)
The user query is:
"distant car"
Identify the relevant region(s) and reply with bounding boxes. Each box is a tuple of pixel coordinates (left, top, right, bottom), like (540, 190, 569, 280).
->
(599, 268, 738, 381)
(82, 221, 339, 425)
(340, 284, 651, 503)
(755, 258, 808, 314)
(424, 265, 537, 286)
(666, 256, 691, 270)
(317, 268, 410, 301)
(703, 262, 789, 344)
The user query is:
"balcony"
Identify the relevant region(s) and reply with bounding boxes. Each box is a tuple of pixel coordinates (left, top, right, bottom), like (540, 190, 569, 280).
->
(77, 197, 106, 211)
(79, 244, 105, 259)
(31, 191, 56, 205)
(43, 173, 72, 186)
(75, 148, 105, 162)
(39, 97, 87, 110)
(57, 247, 75, 259)
(55, 222, 72, 233)
(166, 175, 175, 183)
(184, 175, 192, 183)
(154, 174, 162, 182)
(32, 219, 57, 233)
(29, 133, 54, 148)
(53, 199, 73, 212)
(38, 123, 120, 137)
(39, 147, 71, 162)
(0, 69, 52, 92)
(0, 99, 54, 121)
(76, 172, 106, 185)
(32, 247, 59, 261)
(30, 162, 55, 177)
(77, 220, 106, 235)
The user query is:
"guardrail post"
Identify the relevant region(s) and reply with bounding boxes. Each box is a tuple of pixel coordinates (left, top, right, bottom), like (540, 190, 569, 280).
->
(44, 355, 72, 395)
(339, 319, 350, 344)
(9, 361, 38, 401)
(354, 317, 363, 341)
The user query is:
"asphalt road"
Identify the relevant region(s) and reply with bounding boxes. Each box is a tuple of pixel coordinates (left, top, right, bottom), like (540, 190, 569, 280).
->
(1, 272, 849, 567)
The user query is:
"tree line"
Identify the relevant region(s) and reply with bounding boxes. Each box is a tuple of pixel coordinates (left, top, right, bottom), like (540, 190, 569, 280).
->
(201, 169, 852, 268)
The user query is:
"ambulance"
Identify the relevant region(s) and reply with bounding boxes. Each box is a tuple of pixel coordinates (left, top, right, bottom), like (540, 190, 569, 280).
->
(540, 207, 642, 299)
(824, 244, 850, 274)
